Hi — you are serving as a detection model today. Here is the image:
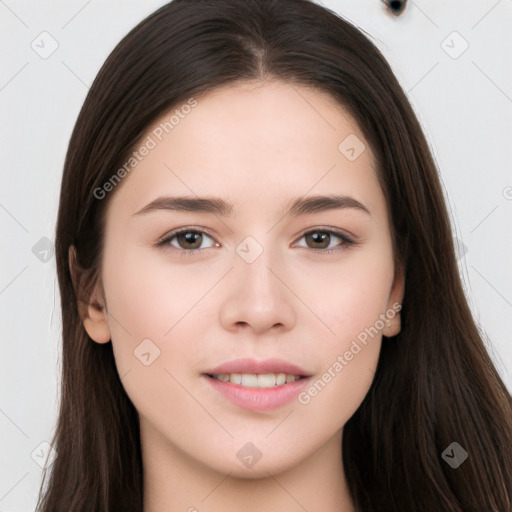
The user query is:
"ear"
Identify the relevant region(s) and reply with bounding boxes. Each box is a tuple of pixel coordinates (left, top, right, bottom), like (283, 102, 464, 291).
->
(68, 245, 111, 344)
(382, 263, 405, 338)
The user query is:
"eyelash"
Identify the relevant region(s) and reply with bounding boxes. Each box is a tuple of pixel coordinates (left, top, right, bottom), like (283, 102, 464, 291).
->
(155, 226, 357, 256)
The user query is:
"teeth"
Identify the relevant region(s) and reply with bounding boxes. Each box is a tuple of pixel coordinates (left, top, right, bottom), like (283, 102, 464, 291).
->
(241, 374, 258, 387)
(276, 373, 286, 385)
(212, 372, 302, 388)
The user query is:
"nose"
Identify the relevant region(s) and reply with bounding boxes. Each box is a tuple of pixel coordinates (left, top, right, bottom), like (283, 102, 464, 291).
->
(218, 248, 297, 335)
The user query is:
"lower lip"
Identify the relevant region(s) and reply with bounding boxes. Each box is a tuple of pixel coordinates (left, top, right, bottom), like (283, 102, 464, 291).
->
(203, 374, 311, 411)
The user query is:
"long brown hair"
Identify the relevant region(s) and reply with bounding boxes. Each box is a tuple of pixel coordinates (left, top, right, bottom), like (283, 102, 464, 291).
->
(36, 0, 512, 510)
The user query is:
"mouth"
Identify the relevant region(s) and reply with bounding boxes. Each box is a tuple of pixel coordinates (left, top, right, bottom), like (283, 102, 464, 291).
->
(203, 372, 310, 411)
(202, 358, 312, 411)
(205, 372, 306, 388)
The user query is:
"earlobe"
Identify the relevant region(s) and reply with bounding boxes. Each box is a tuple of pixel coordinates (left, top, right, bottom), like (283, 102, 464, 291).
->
(383, 264, 405, 338)
(82, 283, 111, 344)
(68, 245, 111, 344)
(382, 310, 401, 338)
(83, 300, 112, 344)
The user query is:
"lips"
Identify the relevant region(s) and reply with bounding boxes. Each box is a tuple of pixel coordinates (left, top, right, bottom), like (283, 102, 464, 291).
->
(205, 357, 311, 377)
(203, 358, 313, 411)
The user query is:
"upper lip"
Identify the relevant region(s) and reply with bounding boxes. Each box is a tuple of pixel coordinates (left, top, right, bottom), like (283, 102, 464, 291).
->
(205, 358, 311, 377)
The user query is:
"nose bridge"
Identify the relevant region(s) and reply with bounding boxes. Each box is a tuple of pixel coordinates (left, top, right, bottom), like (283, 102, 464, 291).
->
(218, 234, 296, 333)
(235, 234, 282, 305)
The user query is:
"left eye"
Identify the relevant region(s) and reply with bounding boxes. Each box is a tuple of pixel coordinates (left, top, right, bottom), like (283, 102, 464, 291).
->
(295, 230, 353, 251)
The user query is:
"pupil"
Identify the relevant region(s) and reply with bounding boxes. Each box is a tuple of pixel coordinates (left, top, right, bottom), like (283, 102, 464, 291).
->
(309, 232, 328, 248)
(181, 232, 201, 248)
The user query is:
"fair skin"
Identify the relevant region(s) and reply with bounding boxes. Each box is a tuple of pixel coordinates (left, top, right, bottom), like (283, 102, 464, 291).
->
(72, 80, 404, 512)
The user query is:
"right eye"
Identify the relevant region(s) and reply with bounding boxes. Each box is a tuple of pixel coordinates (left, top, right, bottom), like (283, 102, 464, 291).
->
(156, 228, 219, 255)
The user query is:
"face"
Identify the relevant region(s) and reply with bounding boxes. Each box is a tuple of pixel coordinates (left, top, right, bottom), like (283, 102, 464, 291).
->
(78, 80, 404, 478)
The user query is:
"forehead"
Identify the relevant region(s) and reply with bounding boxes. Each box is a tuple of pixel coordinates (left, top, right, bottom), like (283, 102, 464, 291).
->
(104, 79, 384, 222)
(169, 79, 366, 156)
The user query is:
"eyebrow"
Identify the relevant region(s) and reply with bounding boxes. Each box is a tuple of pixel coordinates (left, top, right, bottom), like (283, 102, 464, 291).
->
(133, 194, 372, 218)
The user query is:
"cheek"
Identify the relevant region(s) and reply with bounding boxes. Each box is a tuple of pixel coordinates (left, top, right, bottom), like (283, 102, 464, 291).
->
(100, 244, 211, 374)
(294, 243, 392, 416)
(296, 342, 380, 434)
(298, 244, 395, 342)
(294, 251, 392, 421)
(102, 243, 218, 334)
(100, 247, 211, 423)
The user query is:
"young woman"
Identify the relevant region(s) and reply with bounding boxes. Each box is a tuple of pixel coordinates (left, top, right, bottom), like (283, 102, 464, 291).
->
(36, 0, 512, 511)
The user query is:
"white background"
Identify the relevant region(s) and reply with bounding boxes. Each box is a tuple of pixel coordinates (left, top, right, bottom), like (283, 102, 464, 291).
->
(0, 1, 511, 510)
